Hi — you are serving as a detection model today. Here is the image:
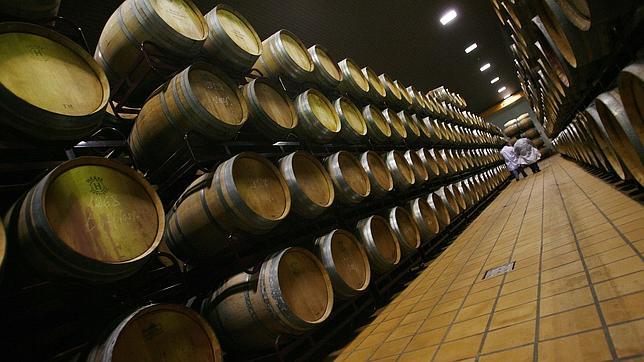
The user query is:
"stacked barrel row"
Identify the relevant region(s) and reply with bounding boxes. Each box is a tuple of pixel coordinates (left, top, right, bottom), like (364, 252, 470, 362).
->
(184, 158, 511, 352)
(552, 70, 643, 186)
(502, 112, 548, 154)
(490, 0, 641, 138)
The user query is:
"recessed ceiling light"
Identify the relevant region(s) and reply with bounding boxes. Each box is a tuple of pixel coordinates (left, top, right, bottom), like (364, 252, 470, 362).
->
(440, 10, 457, 25)
(498, 86, 507, 93)
(490, 77, 500, 84)
(465, 43, 478, 53)
(480, 63, 491, 72)
(503, 94, 511, 99)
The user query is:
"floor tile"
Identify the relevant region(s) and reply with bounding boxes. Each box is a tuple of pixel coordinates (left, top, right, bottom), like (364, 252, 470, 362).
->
(481, 320, 535, 354)
(539, 305, 601, 340)
(609, 319, 644, 359)
(538, 327, 611, 361)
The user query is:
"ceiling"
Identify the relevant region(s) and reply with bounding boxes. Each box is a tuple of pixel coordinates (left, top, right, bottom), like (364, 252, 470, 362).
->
(58, 0, 519, 113)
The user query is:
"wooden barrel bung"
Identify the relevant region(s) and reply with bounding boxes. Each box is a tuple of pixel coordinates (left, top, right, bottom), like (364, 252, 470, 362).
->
(12, 157, 164, 282)
(359, 151, 393, 197)
(361, 66, 386, 104)
(362, 104, 392, 144)
(356, 215, 401, 274)
(398, 111, 420, 143)
(253, 29, 314, 83)
(618, 61, 644, 130)
(203, 4, 262, 71)
(88, 304, 223, 361)
(204, 247, 333, 351)
(382, 108, 408, 143)
(427, 192, 451, 228)
(242, 77, 297, 141)
(0, 22, 110, 141)
(384, 150, 415, 190)
(295, 89, 340, 143)
(407, 198, 440, 243)
(326, 151, 371, 204)
(165, 152, 291, 263)
(1, 0, 61, 22)
(388, 206, 421, 254)
(404, 150, 429, 184)
(338, 58, 370, 101)
(129, 62, 247, 176)
(595, 89, 643, 185)
(308, 45, 342, 90)
(315, 229, 371, 299)
(95, 0, 208, 102)
(278, 151, 334, 218)
(334, 97, 368, 144)
(415, 148, 440, 178)
(378, 73, 402, 105)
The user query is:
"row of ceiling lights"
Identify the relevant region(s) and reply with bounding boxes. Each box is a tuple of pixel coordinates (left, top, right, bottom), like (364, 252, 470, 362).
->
(440, 9, 511, 100)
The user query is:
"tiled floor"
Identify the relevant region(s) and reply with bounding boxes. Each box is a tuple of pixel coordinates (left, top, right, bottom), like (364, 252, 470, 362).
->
(334, 156, 644, 361)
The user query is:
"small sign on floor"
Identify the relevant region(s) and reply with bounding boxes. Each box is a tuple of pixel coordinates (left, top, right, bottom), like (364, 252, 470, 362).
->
(483, 261, 516, 279)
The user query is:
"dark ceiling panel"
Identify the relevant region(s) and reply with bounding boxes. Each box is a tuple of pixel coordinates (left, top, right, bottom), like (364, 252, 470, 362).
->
(58, 0, 518, 113)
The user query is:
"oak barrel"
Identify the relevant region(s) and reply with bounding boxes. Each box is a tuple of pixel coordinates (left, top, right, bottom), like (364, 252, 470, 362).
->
(362, 66, 386, 103)
(0, 221, 5, 277)
(359, 151, 394, 197)
(295, 89, 341, 143)
(0, 22, 110, 140)
(12, 157, 164, 282)
(129, 62, 247, 176)
(315, 229, 371, 299)
(618, 61, 644, 130)
(595, 89, 643, 185)
(379, 73, 402, 105)
(356, 215, 401, 274)
(388, 206, 421, 254)
(416, 148, 440, 178)
(253, 30, 314, 83)
(335, 97, 368, 144)
(384, 150, 415, 190)
(326, 151, 371, 204)
(383, 108, 408, 143)
(278, 151, 334, 218)
(398, 111, 420, 143)
(407, 197, 440, 243)
(95, 0, 208, 102)
(582, 105, 629, 180)
(205, 247, 332, 351)
(338, 58, 370, 101)
(202, 4, 262, 71)
(308, 45, 342, 90)
(242, 77, 297, 141)
(404, 150, 429, 184)
(88, 304, 223, 361)
(165, 152, 291, 263)
(394, 80, 413, 109)
(427, 192, 451, 227)
(362, 104, 392, 144)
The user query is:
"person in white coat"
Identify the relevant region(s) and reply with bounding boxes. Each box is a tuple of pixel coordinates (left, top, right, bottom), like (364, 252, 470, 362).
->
(514, 135, 541, 173)
(501, 140, 527, 181)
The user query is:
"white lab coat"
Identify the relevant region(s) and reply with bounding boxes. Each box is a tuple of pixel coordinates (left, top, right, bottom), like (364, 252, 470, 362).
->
(514, 138, 541, 165)
(500, 145, 520, 171)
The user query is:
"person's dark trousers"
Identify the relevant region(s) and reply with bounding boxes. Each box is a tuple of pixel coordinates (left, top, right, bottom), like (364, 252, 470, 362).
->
(528, 163, 540, 173)
(511, 169, 520, 180)
(519, 166, 528, 177)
